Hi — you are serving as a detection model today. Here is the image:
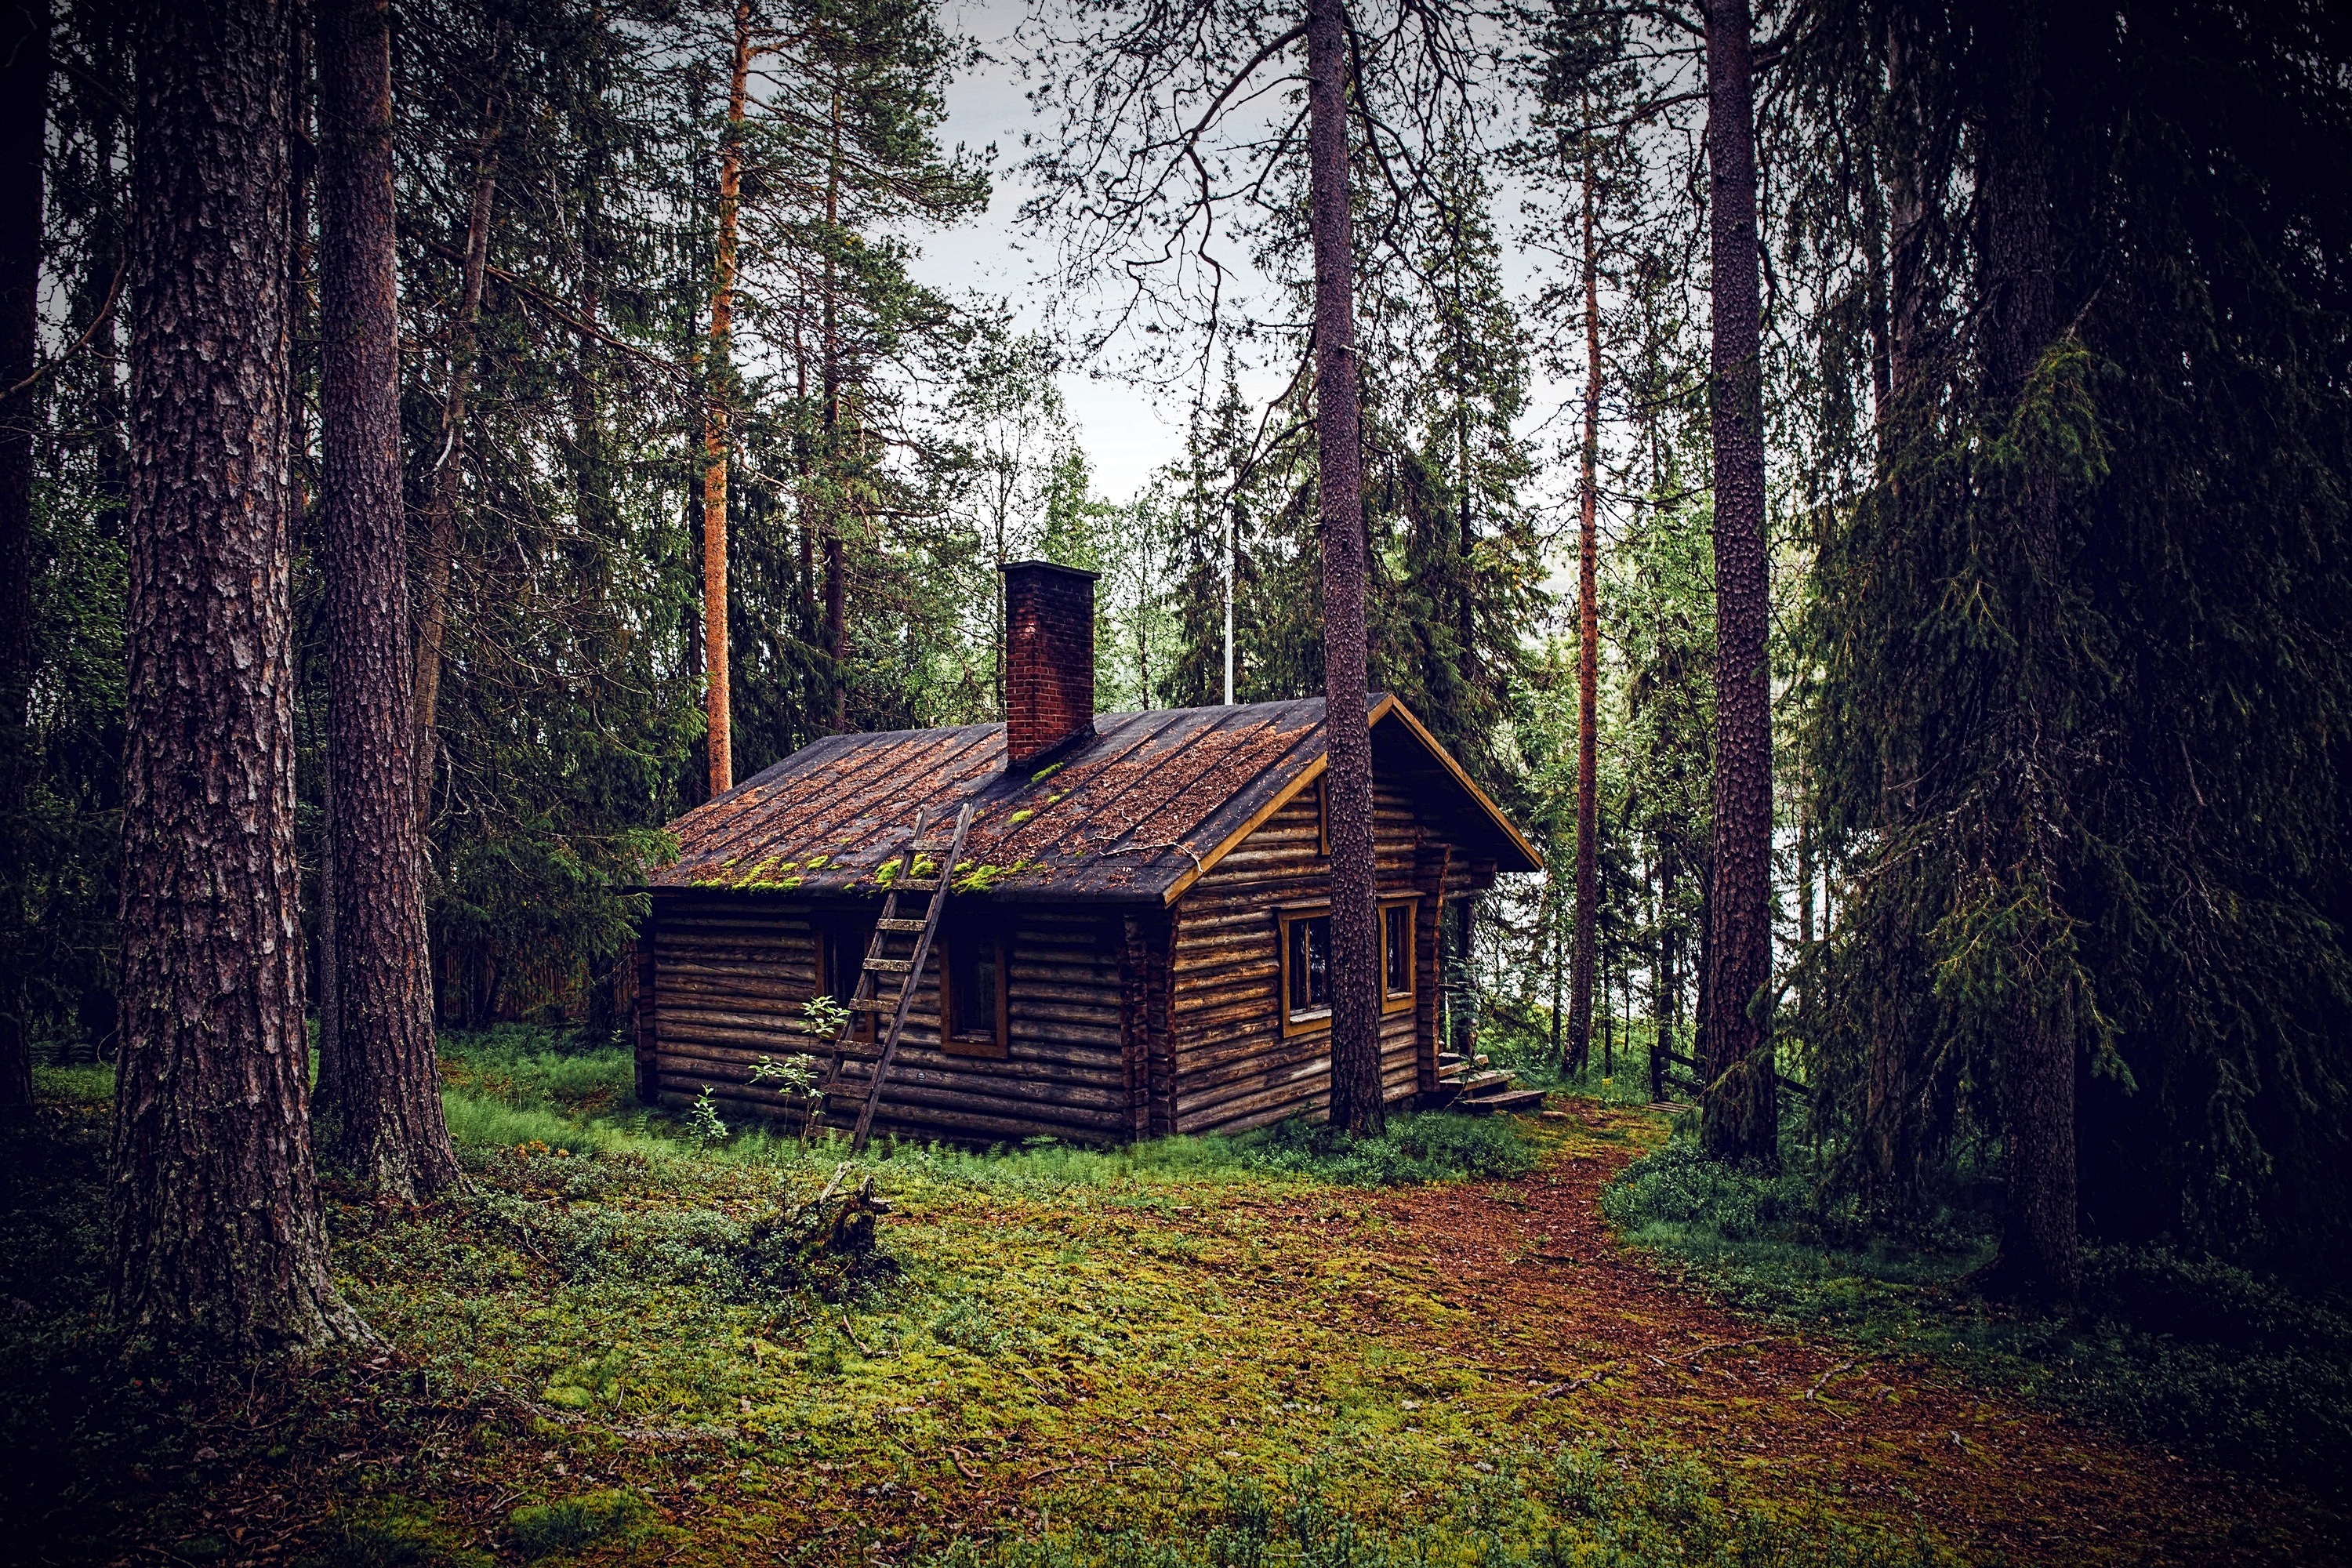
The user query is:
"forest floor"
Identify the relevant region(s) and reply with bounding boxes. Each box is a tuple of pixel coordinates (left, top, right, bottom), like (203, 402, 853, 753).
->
(2, 1044, 2343, 1568)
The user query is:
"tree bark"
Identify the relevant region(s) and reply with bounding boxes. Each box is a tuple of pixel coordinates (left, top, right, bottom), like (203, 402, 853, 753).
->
(111, 0, 364, 1355)
(821, 78, 848, 732)
(1303, 0, 1381, 1136)
(411, 61, 504, 826)
(1566, 140, 1602, 1079)
(703, 0, 751, 791)
(315, 0, 456, 1199)
(0, 0, 48, 1121)
(1698, 0, 1777, 1167)
(1977, 0, 2077, 1305)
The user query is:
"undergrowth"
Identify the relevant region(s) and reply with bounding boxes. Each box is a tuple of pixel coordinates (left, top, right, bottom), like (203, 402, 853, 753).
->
(1602, 1134, 2352, 1501)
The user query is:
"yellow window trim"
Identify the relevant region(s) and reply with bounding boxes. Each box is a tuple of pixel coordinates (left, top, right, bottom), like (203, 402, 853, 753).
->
(1274, 895, 1420, 1033)
(1381, 895, 1420, 1015)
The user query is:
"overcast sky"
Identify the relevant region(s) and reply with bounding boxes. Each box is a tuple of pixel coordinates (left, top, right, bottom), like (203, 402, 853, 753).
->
(901, 2, 1196, 503)
(902, 2, 1590, 527)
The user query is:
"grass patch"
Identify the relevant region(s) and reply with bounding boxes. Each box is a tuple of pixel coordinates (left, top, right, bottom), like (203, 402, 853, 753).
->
(930, 1448, 1950, 1568)
(506, 1488, 652, 1559)
(1602, 1135, 2352, 1501)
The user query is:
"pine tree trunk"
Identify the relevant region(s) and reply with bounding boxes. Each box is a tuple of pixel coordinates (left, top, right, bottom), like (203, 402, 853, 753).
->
(702, 0, 751, 792)
(0, 0, 47, 1121)
(411, 64, 504, 826)
(1978, 0, 2077, 1305)
(111, 0, 364, 1354)
(1304, 0, 1381, 1136)
(1698, 0, 1778, 1167)
(821, 79, 848, 733)
(316, 0, 456, 1200)
(1566, 147, 1602, 1080)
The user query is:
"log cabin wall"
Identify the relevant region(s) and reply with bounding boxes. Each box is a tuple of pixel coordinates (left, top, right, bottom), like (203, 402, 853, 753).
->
(1165, 780, 1454, 1134)
(646, 891, 1132, 1145)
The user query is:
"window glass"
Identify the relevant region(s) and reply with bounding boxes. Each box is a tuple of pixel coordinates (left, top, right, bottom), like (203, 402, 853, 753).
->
(820, 920, 877, 1038)
(1286, 914, 1331, 1018)
(1384, 904, 1413, 997)
(950, 938, 1000, 1040)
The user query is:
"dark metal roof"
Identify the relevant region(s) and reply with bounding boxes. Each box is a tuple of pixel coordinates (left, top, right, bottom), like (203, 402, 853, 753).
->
(648, 695, 1540, 905)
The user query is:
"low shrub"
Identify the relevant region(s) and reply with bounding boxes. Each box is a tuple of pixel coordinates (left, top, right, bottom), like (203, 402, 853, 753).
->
(1237, 1111, 1538, 1187)
(1602, 1134, 2352, 1500)
(506, 1490, 649, 1559)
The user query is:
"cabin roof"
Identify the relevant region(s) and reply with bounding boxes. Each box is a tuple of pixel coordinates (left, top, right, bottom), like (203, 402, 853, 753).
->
(647, 693, 1542, 905)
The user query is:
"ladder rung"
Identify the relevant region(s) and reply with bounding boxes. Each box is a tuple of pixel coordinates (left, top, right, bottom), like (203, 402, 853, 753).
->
(876, 918, 927, 932)
(905, 839, 956, 853)
(848, 998, 897, 1014)
(865, 957, 913, 974)
(893, 877, 940, 893)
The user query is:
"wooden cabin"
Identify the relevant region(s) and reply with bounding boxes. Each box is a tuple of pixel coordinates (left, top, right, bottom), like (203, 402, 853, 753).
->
(633, 561, 1542, 1145)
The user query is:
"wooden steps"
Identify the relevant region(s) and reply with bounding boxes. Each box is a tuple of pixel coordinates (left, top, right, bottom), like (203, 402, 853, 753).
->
(1424, 1054, 1550, 1120)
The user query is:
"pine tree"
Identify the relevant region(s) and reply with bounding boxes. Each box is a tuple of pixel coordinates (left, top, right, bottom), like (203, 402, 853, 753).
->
(315, 0, 457, 1199)
(1697, 0, 1777, 1167)
(111, 0, 363, 1354)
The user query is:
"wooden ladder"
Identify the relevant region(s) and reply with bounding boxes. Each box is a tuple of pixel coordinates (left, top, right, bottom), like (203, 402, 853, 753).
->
(819, 802, 975, 1153)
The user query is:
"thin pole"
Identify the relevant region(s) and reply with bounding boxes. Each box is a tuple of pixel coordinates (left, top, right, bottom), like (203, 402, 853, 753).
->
(1222, 497, 1235, 705)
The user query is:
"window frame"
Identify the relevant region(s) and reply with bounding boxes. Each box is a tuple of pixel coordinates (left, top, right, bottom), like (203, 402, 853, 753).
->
(937, 929, 1011, 1059)
(1380, 895, 1419, 1015)
(1276, 906, 1334, 1037)
(815, 917, 877, 1041)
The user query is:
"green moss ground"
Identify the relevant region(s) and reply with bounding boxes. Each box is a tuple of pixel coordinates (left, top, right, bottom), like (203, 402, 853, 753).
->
(0, 1037, 2329, 1566)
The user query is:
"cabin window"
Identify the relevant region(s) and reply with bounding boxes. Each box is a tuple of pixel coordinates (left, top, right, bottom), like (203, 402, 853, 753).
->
(1381, 898, 1417, 1014)
(940, 931, 1010, 1059)
(1279, 910, 1332, 1033)
(816, 920, 876, 1040)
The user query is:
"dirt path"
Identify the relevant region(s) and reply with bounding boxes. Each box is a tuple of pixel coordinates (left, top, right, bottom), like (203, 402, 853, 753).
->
(1357, 1106, 2338, 1566)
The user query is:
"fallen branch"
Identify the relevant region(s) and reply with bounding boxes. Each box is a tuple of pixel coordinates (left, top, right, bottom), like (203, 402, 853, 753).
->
(1658, 1337, 1771, 1364)
(944, 1445, 983, 1483)
(1509, 1360, 1619, 1417)
(1806, 1359, 1857, 1400)
(839, 1315, 874, 1356)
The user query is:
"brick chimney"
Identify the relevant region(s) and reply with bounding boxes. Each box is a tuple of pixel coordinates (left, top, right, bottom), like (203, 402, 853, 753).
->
(1002, 560, 1097, 771)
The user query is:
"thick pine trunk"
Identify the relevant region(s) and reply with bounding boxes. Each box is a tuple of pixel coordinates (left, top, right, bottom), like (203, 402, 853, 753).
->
(1978, 0, 2077, 1305)
(411, 67, 504, 826)
(111, 0, 363, 1354)
(702, 0, 751, 792)
(316, 0, 456, 1199)
(1303, 0, 1381, 1136)
(0, 0, 47, 1120)
(1566, 148, 1602, 1079)
(1698, 0, 1778, 1167)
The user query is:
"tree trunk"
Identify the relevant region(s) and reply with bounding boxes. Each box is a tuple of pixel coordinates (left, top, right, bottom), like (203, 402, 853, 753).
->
(1304, 0, 1381, 1136)
(1548, 863, 1564, 1062)
(1698, 0, 1777, 1167)
(702, 0, 751, 793)
(1652, 852, 1675, 1101)
(821, 78, 848, 732)
(411, 63, 504, 826)
(1566, 142, 1602, 1079)
(315, 0, 456, 1200)
(111, 0, 363, 1354)
(0, 0, 48, 1121)
(1883, 17, 1928, 430)
(1977, 0, 2077, 1305)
